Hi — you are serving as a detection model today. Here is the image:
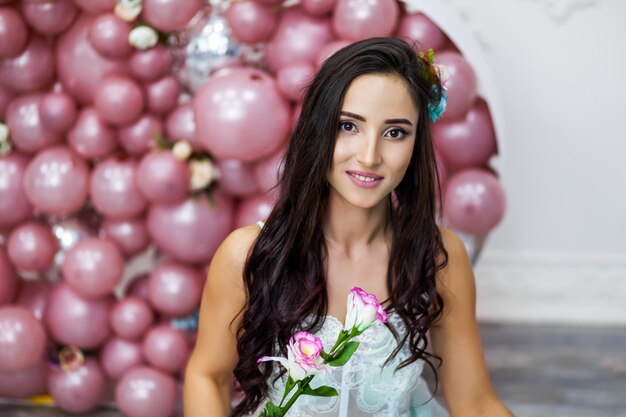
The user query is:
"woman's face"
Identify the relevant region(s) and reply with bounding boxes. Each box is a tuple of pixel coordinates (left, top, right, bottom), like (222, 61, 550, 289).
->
(327, 73, 418, 211)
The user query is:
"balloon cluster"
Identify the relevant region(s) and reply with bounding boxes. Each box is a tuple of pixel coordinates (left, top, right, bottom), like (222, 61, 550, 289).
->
(0, 0, 505, 415)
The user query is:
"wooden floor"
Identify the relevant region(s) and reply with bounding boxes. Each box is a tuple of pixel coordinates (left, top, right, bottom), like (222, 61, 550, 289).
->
(1, 322, 625, 416)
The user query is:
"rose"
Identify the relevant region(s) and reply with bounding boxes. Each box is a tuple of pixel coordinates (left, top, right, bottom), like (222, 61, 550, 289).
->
(115, 0, 143, 22)
(343, 287, 388, 333)
(189, 158, 219, 191)
(128, 25, 159, 50)
(171, 140, 193, 161)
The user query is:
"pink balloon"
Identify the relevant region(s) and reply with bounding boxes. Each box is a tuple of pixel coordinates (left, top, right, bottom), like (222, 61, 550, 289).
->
(117, 113, 162, 156)
(128, 44, 171, 82)
(73, 0, 116, 14)
(15, 281, 51, 321)
(0, 153, 34, 228)
(88, 12, 133, 59)
(23, 146, 89, 215)
(90, 157, 147, 220)
(67, 107, 118, 159)
(276, 63, 314, 102)
(142, 0, 202, 32)
(436, 51, 478, 121)
(145, 75, 180, 116)
(148, 262, 202, 317)
(39, 92, 77, 133)
(235, 194, 275, 228)
(193, 67, 291, 161)
(265, 7, 335, 73)
(47, 359, 107, 414)
(45, 283, 113, 349)
(0, 7, 28, 58)
(136, 150, 189, 204)
(0, 248, 17, 305)
(0, 35, 55, 93)
(116, 366, 177, 417)
(142, 324, 190, 374)
(101, 337, 144, 380)
(215, 159, 259, 197)
(254, 147, 285, 193)
(0, 84, 14, 119)
(0, 306, 46, 372)
(94, 75, 145, 126)
(62, 237, 124, 298)
(333, 0, 399, 41)
(315, 39, 351, 67)
(444, 169, 506, 235)
(6, 93, 63, 154)
(396, 13, 447, 53)
(7, 221, 57, 271)
(302, 0, 336, 17)
(147, 192, 234, 263)
(165, 103, 200, 149)
(20, 0, 78, 35)
(433, 99, 497, 172)
(226, 1, 277, 44)
(126, 273, 150, 300)
(56, 15, 127, 104)
(100, 218, 150, 257)
(0, 360, 47, 399)
(110, 296, 154, 341)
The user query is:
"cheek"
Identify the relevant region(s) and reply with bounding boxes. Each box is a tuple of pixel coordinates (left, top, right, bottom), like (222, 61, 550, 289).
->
(332, 138, 353, 167)
(384, 142, 414, 174)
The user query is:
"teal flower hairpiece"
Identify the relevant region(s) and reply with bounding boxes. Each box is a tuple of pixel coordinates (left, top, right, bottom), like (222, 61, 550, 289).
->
(428, 88, 448, 122)
(418, 48, 449, 122)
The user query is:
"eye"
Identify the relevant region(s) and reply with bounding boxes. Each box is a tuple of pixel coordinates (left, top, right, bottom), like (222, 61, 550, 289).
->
(338, 121, 358, 133)
(385, 127, 409, 140)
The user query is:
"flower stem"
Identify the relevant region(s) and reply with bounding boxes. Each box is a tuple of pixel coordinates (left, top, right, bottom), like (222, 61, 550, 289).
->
(280, 376, 313, 416)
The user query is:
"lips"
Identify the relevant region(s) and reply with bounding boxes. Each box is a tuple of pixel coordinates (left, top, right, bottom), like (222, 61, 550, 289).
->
(346, 170, 384, 189)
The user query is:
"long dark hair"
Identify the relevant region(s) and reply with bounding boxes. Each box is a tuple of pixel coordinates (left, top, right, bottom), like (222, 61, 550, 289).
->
(231, 37, 448, 416)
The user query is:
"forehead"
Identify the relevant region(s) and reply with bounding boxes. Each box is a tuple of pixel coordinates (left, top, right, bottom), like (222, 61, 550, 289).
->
(341, 73, 418, 119)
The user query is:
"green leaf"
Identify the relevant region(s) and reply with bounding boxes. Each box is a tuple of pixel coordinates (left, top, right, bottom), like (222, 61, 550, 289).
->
(264, 402, 281, 417)
(301, 385, 339, 397)
(327, 341, 359, 366)
(320, 350, 331, 362)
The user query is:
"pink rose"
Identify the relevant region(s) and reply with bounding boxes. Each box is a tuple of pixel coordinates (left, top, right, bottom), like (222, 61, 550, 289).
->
(343, 287, 388, 332)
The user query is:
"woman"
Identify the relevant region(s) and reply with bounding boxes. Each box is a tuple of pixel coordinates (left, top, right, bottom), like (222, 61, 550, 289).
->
(184, 37, 513, 417)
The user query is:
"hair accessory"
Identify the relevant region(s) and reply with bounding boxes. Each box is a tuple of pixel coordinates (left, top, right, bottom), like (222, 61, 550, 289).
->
(418, 48, 449, 122)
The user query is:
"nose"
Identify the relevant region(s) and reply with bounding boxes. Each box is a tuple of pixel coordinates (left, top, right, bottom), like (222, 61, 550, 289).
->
(356, 132, 382, 168)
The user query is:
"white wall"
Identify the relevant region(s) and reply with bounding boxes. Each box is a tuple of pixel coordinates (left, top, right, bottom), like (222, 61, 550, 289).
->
(443, 0, 626, 325)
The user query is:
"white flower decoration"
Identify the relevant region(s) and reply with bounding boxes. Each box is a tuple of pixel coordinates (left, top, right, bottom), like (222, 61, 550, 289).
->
(189, 158, 219, 191)
(128, 25, 159, 50)
(171, 140, 193, 161)
(115, 0, 142, 22)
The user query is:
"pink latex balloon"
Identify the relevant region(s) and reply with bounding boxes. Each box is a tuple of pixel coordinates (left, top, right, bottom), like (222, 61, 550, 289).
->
(117, 113, 162, 156)
(15, 281, 51, 321)
(6, 94, 63, 154)
(193, 67, 291, 162)
(100, 218, 150, 257)
(88, 12, 132, 59)
(110, 296, 154, 340)
(0, 153, 33, 228)
(235, 194, 275, 228)
(47, 359, 107, 414)
(136, 150, 189, 204)
(0, 306, 46, 372)
(444, 169, 506, 235)
(147, 192, 234, 263)
(7, 222, 57, 271)
(165, 103, 200, 149)
(128, 44, 171, 82)
(73, 0, 116, 14)
(0, 35, 55, 93)
(148, 262, 202, 317)
(215, 159, 259, 197)
(144, 75, 180, 116)
(333, 0, 399, 41)
(39, 92, 77, 133)
(315, 39, 351, 67)
(436, 51, 478, 121)
(44, 283, 113, 349)
(62, 237, 124, 299)
(56, 15, 127, 104)
(276, 63, 314, 102)
(0, 248, 17, 305)
(0, 7, 28, 58)
(126, 273, 150, 300)
(116, 366, 177, 417)
(0, 360, 47, 399)
(396, 13, 447, 53)
(433, 99, 497, 172)
(101, 337, 144, 380)
(142, 324, 190, 373)
(23, 146, 89, 215)
(20, 0, 78, 35)
(254, 147, 285, 193)
(94, 75, 144, 126)
(90, 157, 147, 220)
(67, 107, 118, 159)
(0, 84, 14, 119)
(226, 1, 277, 44)
(142, 0, 202, 32)
(302, 0, 336, 17)
(265, 7, 335, 73)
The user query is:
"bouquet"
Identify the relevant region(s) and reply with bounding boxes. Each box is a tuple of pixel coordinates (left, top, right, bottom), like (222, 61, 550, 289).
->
(256, 287, 388, 417)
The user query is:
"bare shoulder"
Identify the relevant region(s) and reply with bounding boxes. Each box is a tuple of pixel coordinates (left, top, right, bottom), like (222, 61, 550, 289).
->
(212, 224, 261, 271)
(435, 226, 475, 306)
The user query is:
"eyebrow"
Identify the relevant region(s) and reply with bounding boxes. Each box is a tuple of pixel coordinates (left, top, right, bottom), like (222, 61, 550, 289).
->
(340, 111, 414, 127)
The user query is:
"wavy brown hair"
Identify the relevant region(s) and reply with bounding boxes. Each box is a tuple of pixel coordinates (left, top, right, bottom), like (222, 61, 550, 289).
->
(231, 37, 448, 416)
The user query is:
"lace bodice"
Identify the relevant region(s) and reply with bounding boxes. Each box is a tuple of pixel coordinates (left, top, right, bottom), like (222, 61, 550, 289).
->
(244, 313, 448, 417)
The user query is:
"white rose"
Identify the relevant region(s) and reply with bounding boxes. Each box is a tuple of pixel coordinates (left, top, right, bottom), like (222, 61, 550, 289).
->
(171, 140, 193, 161)
(128, 26, 159, 50)
(0, 123, 8, 143)
(189, 159, 218, 191)
(115, 0, 142, 22)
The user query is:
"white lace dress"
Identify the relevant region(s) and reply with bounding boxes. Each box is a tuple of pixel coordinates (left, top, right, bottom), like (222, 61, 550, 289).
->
(244, 312, 449, 417)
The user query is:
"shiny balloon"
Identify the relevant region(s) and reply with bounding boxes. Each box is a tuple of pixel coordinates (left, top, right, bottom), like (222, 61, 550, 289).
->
(315, 39, 351, 67)
(100, 337, 144, 380)
(126, 273, 150, 300)
(94, 75, 145, 126)
(67, 107, 118, 159)
(142, 324, 190, 374)
(7, 222, 58, 272)
(436, 51, 478, 121)
(302, 0, 336, 17)
(73, 0, 116, 14)
(47, 359, 107, 414)
(0, 7, 28, 58)
(226, 1, 277, 44)
(39, 92, 77, 133)
(145, 75, 180, 116)
(396, 13, 447, 53)
(143, 0, 202, 32)
(0, 35, 56, 93)
(332, 0, 399, 41)
(136, 150, 189, 205)
(88, 12, 133, 59)
(110, 296, 154, 341)
(6, 94, 63, 154)
(235, 194, 275, 228)
(0, 153, 33, 229)
(0, 248, 17, 305)
(15, 281, 51, 321)
(90, 157, 147, 220)
(147, 192, 234, 263)
(165, 103, 200, 149)
(20, 0, 78, 35)
(148, 261, 202, 317)
(276, 63, 315, 102)
(23, 146, 89, 215)
(115, 366, 177, 417)
(129, 44, 171, 82)
(117, 113, 162, 156)
(100, 218, 150, 257)
(215, 159, 259, 197)
(0, 306, 46, 372)
(0, 360, 47, 399)
(254, 147, 285, 194)
(0, 84, 14, 119)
